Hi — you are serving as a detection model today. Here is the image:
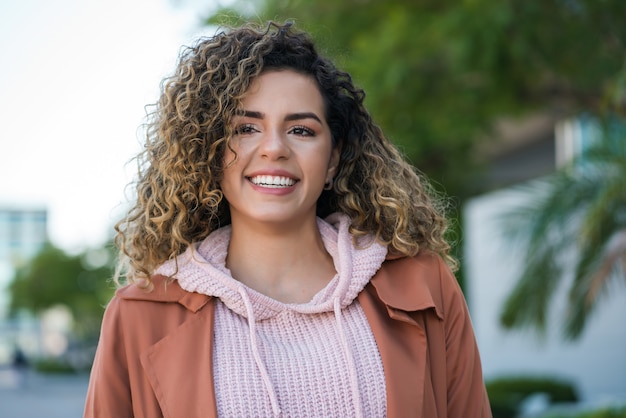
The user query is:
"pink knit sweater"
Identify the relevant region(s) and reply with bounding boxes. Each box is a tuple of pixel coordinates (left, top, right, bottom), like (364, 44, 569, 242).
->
(156, 213, 389, 417)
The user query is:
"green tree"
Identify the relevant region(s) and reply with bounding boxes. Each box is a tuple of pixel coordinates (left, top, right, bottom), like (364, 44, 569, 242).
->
(498, 132, 626, 340)
(8, 243, 116, 341)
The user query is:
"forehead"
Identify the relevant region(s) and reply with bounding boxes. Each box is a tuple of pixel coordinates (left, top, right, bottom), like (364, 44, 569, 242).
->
(241, 70, 325, 111)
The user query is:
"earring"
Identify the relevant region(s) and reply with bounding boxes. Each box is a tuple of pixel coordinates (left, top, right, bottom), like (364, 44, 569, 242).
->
(324, 177, 334, 191)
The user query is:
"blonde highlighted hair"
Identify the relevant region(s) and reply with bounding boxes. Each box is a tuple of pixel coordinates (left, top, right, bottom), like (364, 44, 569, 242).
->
(115, 21, 456, 287)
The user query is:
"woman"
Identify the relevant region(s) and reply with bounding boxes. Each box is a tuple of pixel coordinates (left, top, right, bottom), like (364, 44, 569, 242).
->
(84, 21, 492, 418)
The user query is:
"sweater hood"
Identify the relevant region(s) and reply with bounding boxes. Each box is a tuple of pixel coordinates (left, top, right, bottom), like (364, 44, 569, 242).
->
(155, 213, 388, 320)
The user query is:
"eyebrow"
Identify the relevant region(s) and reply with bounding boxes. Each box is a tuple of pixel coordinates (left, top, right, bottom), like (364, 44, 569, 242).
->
(235, 110, 322, 124)
(285, 112, 323, 124)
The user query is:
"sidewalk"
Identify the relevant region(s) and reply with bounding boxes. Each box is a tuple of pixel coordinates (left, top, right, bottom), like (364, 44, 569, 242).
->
(0, 368, 89, 418)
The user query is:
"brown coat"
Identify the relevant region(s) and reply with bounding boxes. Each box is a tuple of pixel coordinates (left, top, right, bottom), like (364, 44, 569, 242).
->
(84, 251, 492, 417)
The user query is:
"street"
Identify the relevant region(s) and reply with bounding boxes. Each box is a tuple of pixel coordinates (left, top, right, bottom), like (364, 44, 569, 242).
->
(0, 368, 89, 418)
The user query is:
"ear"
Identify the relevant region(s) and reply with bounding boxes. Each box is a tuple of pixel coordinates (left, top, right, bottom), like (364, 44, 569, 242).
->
(326, 146, 341, 182)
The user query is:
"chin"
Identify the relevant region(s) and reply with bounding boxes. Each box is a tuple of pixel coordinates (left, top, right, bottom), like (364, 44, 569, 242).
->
(234, 208, 317, 227)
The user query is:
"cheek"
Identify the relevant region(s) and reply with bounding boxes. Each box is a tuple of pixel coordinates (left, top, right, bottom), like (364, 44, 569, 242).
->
(221, 149, 246, 186)
(219, 149, 238, 191)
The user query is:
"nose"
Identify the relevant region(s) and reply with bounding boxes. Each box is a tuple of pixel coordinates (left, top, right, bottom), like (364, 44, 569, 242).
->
(259, 129, 290, 160)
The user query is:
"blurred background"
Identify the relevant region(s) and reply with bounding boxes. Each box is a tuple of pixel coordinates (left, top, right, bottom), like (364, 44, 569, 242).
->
(0, 0, 624, 417)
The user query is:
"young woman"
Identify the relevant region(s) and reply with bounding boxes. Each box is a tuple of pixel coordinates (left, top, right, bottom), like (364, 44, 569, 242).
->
(84, 21, 492, 418)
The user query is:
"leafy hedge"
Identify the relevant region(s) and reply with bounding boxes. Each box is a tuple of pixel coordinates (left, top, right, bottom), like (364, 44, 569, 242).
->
(34, 357, 78, 374)
(486, 376, 579, 418)
(544, 407, 626, 418)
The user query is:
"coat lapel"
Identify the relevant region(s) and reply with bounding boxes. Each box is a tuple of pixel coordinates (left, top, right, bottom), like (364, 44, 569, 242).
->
(359, 255, 443, 418)
(139, 297, 219, 418)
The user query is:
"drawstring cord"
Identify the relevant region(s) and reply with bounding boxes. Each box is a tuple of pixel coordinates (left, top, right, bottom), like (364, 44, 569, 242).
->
(330, 214, 364, 417)
(334, 297, 364, 418)
(238, 286, 282, 417)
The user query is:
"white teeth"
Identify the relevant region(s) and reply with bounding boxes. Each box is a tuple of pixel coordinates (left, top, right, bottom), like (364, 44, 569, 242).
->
(250, 175, 296, 188)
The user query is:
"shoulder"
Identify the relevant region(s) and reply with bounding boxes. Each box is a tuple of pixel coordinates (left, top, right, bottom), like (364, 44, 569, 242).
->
(114, 275, 212, 313)
(369, 250, 461, 320)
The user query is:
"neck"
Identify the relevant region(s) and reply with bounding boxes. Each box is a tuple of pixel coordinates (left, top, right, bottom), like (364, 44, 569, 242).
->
(225, 216, 337, 303)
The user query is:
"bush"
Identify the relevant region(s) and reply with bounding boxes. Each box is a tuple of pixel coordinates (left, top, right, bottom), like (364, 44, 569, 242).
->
(544, 407, 626, 418)
(486, 375, 579, 418)
(33, 357, 78, 374)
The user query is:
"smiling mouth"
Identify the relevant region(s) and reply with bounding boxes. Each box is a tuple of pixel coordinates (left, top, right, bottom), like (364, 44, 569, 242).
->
(248, 175, 298, 188)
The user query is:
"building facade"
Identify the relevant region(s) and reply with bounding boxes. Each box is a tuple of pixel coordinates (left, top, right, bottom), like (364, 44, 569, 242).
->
(0, 206, 48, 363)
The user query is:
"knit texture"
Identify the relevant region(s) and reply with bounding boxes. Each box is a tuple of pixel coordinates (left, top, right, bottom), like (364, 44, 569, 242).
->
(156, 213, 388, 417)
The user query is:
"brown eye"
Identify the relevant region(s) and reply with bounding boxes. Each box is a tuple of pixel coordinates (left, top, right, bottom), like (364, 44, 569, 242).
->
(234, 124, 258, 135)
(289, 125, 315, 137)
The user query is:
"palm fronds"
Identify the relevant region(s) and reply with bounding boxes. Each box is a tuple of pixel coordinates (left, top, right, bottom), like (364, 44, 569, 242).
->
(497, 133, 626, 340)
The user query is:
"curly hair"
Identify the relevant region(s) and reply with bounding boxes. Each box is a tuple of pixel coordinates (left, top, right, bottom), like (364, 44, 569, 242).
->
(114, 21, 456, 287)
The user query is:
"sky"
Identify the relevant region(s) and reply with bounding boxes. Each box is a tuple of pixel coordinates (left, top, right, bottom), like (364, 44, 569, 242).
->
(0, 0, 221, 253)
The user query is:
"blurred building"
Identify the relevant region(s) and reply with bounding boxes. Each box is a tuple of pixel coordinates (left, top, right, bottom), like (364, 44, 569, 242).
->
(0, 206, 48, 363)
(464, 115, 626, 407)
(0, 207, 47, 264)
(0, 206, 48, 309)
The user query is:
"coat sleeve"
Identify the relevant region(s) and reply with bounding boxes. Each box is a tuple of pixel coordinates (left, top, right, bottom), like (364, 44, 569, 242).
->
(83, 296, 134, 418)
(439, 258, 492, 418)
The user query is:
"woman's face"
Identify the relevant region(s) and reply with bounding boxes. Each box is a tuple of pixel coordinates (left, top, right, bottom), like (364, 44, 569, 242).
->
(220, 69, 339, 229)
